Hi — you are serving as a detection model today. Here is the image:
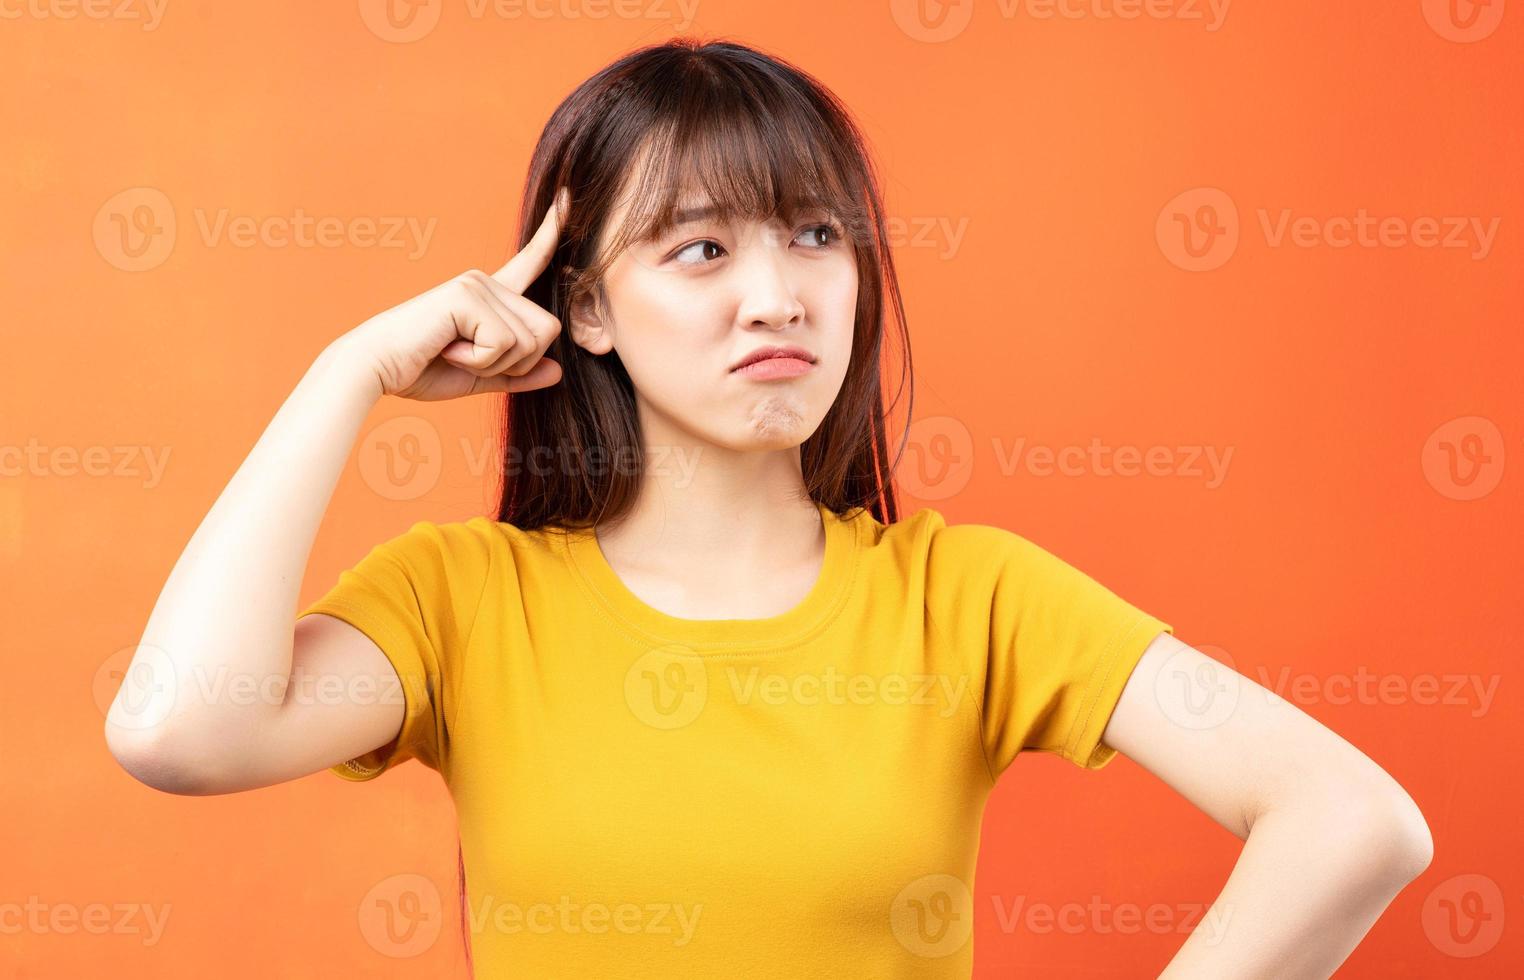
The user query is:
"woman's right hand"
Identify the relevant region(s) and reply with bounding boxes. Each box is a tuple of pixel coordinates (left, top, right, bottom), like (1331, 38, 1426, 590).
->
(342, 187, 571, 401)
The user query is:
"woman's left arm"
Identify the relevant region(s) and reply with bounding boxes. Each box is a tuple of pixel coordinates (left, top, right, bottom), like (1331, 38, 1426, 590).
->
(1100, 632, 1434, 979)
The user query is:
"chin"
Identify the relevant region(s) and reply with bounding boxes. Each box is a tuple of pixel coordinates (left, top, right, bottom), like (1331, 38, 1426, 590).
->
(741, 396, 818, 443)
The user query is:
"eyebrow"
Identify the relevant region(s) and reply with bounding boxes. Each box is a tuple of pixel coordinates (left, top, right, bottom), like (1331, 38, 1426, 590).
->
(669, 204, 722, 227)
(661, 201, 827, 233)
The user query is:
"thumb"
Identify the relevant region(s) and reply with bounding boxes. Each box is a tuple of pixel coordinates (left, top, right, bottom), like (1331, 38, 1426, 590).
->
(471, 357, 562, 395)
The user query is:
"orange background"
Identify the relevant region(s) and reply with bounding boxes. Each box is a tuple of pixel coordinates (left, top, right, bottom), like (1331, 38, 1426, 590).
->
(4, 1, 1520, 976)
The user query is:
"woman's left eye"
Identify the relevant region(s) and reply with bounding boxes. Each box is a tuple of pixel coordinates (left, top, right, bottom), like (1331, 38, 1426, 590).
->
(671, 223, 842, 266)
(795, 222, 842, 248)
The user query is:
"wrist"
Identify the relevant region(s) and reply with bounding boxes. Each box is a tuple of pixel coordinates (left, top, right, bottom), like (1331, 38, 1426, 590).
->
(311, 334, 385, 403)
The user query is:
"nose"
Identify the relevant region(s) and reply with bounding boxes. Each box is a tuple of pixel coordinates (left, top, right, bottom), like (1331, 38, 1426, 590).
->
(733, 227, 806, 330)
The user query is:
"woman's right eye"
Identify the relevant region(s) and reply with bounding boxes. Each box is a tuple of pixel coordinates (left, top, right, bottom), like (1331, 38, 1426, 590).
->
(671, 239, 727, 266)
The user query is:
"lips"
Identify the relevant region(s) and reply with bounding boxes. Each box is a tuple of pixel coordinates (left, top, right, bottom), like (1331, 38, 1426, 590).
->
(730, 345, 817, 371)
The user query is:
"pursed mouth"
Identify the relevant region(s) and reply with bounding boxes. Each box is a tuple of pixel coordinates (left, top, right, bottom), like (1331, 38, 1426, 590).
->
(730, 346, 818, 371)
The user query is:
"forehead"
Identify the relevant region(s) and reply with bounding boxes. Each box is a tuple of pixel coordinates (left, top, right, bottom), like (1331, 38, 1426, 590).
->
(597, 178, 745, 254)
(593, 131, 852, 261)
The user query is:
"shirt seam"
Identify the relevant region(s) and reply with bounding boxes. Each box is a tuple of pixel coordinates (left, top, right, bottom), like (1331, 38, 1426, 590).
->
(1061, 610, 1149, 766)
(921, 518, 1001, 790)
(298, 593, 419, 778)
(447, 519, 497, 782)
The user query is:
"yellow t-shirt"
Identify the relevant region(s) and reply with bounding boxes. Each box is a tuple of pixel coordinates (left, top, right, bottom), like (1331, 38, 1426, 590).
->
(299, 501, 1173, 977)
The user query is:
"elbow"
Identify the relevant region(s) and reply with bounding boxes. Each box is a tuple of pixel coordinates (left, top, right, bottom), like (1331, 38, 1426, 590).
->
(1390, 804, 1434, 882)
(104, 719, 225, 796)
(1347, 786, 1435, 887)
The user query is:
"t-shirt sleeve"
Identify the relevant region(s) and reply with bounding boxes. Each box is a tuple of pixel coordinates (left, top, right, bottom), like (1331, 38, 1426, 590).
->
(973, 526, 1174, 779)
(297, 519, 485, 782)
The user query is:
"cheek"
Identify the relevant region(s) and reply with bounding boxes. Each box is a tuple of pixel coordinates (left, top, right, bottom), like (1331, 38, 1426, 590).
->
(607, 265, 676, 345)
(818, 249, 859, 303)
(606, 270, 717, 390)
(817, 261, 859, 350)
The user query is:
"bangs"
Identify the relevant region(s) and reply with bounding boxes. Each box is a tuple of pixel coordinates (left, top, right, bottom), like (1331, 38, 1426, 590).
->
(598, 80, 869, 260)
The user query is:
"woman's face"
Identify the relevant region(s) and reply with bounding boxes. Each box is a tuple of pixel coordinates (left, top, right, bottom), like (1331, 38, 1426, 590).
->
(570, 176, 859, 456)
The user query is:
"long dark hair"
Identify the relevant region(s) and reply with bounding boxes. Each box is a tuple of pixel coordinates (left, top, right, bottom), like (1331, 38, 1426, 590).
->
(491, 36, 912, 532)
(459, 36, 917, 973)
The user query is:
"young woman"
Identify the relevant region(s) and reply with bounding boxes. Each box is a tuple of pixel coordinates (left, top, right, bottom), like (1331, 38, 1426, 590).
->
(106, 38, 1432, 979)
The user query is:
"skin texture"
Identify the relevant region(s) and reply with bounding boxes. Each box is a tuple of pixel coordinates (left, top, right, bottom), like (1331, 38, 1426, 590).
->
(563, 173, 859, 620)
(1103, 634, 1433, 977)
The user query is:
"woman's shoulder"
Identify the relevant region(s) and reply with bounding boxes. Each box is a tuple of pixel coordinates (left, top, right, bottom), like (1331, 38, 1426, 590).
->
(871, 505, 1031, 559)
(379, 515, 568, 571)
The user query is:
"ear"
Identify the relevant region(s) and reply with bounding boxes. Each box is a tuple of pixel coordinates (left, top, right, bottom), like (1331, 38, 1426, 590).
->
(566, 283, 616, 356)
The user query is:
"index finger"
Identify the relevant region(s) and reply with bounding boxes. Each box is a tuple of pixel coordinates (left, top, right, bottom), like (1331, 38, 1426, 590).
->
(493, 186, 569, 294)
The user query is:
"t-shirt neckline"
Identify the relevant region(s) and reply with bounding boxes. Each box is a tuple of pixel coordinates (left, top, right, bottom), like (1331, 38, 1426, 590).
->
(561, 499, 862, 650)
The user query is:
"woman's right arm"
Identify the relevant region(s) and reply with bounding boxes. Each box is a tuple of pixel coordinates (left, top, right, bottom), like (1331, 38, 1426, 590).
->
(104, 189, 571, 796)
(104, 339, 395, 795)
